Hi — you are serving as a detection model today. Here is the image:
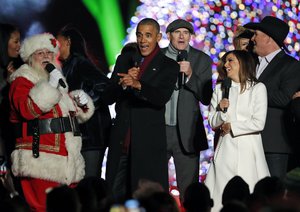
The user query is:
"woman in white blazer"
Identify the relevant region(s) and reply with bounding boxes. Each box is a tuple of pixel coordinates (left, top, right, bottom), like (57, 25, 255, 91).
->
(205, 50, 270, 212)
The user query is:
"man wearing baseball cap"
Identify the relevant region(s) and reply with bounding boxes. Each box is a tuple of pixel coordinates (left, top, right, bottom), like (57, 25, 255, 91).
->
(162, 19, 213, 200)
(244, 16, 300, 179)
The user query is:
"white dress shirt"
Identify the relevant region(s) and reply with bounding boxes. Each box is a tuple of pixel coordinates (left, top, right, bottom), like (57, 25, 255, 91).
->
(256, 49, 281, 79)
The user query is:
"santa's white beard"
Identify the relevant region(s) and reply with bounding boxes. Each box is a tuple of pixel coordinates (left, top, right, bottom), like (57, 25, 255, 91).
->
(31, 60, 61, 81)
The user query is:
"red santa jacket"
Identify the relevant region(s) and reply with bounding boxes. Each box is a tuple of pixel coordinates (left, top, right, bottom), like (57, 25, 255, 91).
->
(8, 64, 94, 185)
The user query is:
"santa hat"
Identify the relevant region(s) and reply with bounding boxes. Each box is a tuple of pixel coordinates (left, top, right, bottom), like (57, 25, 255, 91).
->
(20, 33, 59, 62)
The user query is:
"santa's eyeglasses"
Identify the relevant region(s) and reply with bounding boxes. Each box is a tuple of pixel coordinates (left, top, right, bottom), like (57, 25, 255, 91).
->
(33, 50, 54, 57)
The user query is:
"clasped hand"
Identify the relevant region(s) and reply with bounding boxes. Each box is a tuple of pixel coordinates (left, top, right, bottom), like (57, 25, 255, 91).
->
(7, 61, 16, 76)
(220, 122, 231, 136)
(118, 67, 141, 90)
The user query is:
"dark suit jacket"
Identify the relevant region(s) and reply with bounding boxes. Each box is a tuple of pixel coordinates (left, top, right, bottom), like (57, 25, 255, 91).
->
(162, 46, 213, 154)
(289, 61, 300, 161)
(258, 50, 300, 153)
(103, 49, 179, 192)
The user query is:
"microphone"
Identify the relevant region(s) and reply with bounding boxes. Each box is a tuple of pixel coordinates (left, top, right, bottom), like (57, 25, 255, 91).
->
(177, 50, 188, 89)
(222, 77, 232, 113)
(132, 52, 143, 68)
(45, 63, 66, 88)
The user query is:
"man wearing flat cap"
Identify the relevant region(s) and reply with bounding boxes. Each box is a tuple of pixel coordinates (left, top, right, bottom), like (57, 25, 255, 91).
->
(244, 16, 300, 179)
(162, 19, 213, 200)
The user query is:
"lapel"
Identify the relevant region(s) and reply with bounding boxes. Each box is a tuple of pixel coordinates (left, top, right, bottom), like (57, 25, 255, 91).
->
(140, 51, 163, 82)
(187, 47, 197, 68)
(258, 51, 285, 81)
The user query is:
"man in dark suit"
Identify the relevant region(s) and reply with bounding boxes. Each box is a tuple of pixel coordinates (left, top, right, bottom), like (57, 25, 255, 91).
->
(103, 18, 179, 201)
(162, 19, 213, 200)
(245, 16, 300, 179)
(290, 91, 300, 168)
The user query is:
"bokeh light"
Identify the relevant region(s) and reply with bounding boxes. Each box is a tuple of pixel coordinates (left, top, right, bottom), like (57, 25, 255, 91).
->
(123, 0, 300, 188)
(125, 0, 300, 70)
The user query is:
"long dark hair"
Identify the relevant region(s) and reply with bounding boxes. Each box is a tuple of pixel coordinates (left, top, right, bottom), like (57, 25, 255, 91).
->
(0, 23, 22, 69)
(57, 25, 108, 73)
(220, 50, 257, 93)
(57, 25, 89, 59)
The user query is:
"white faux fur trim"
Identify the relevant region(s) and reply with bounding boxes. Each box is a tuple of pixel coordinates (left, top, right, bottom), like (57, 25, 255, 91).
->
(69, 90, 95, 123)
(57, 92, 77, 117)
(9, 64, 77, 115)
(11, 132, 84, 185)
(9, 64, 62, 113)
(9, 64, 44, 84)
(29, 81, 62, 113)
(20, 33, 59, 62)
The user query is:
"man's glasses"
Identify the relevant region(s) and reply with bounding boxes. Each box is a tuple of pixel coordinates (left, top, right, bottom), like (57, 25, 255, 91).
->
(33, 50, 54, 57)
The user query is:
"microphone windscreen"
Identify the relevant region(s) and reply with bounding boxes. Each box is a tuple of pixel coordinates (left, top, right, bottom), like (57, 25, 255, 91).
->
(45, 63, 56, 73)
(177, 50, 188, 62)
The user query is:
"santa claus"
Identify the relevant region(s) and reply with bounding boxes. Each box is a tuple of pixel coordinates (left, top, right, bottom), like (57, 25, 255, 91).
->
(8, 32, 94, 211)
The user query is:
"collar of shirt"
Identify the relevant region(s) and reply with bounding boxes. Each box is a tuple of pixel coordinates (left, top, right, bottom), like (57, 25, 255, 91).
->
(256, 49, 281, 78)
(259, 49, 281, 64)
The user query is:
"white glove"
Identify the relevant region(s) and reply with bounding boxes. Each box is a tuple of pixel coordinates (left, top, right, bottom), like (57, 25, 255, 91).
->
(49, 69, 64, 88)
(74, 91, 89, 107)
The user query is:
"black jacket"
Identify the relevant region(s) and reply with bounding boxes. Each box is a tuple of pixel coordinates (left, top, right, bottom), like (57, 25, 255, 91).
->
(102, 49, 179, 193)
(61, 53, 111, 151)
(258, 51, 300, 153)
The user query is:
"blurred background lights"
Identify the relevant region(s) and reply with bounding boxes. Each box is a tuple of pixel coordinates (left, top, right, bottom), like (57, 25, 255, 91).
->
(123, 0, 300, 187)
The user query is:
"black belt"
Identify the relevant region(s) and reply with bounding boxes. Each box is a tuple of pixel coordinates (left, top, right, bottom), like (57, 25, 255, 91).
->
(14, 117, 81, 137)
(14, 117, 81, 158)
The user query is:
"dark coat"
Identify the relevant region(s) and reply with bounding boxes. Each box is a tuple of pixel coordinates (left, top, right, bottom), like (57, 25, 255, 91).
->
(103, 50, 179, 193)
(288, 60, 300, 165)
(61, 53, 111, 151)
(258, 51, 300, 153)
(0, 57, 23, 161)
(290, 96, 300, 166)
(162, 46, 213, 154)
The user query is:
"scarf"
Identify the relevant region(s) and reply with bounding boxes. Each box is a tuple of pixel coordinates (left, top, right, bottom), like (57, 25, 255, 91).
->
(138, 44, 160, 79)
